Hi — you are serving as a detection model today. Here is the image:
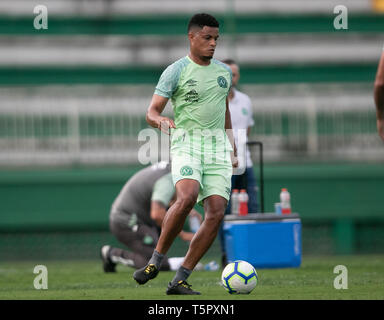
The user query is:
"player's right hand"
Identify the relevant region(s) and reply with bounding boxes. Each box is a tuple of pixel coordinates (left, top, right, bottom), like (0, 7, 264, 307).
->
(158, 117, 176, 135)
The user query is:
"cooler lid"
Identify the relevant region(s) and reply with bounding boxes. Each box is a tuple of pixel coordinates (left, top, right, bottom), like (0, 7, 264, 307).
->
(224, 213, 300, 222)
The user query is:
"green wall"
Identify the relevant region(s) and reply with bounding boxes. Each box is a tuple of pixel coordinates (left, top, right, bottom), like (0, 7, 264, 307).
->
(0, 166, 144, 230)
(1, 163, 383, 227)
(262, 163, 384, 220)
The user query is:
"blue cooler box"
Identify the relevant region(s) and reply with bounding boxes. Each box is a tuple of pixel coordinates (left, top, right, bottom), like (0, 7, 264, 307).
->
(223, 213, 302, 268)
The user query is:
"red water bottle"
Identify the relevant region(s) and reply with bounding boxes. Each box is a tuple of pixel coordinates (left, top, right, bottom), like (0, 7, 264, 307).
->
(280, 188, 291, 215)
(239, 189, 249, 216)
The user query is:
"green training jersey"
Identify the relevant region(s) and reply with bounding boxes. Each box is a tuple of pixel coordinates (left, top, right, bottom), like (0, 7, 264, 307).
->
(154, 55, 232, 132)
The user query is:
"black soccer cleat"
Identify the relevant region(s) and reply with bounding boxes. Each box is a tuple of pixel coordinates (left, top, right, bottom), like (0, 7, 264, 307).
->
(100, 245, 116, 273)
(133, 263, 159, 285)
(166, 280, 201, 295)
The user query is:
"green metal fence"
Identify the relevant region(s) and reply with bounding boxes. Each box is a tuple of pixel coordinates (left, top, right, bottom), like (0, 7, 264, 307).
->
(0, 93, 381, 165)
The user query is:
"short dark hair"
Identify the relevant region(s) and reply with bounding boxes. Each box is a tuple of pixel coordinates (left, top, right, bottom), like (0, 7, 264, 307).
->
(188, 13, 219, 32)
(222, 59, 236, 65)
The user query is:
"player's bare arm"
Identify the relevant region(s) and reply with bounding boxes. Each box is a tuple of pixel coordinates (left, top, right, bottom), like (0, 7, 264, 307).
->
(374, 52, 384, 141)
(150, 200, 193, 241)
(146, 94, 176, 134)
(225, 97, 238, 167)
(150, 200, 168, 227)
(151, 198, 199, 241)
(179, 208, 203, 241)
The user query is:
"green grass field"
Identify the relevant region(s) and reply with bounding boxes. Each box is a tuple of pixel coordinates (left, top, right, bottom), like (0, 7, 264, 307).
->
(1, 255, 383, 300)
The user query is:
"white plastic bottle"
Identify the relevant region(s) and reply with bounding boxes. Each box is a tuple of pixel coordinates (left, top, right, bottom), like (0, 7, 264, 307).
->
(189, 215, 201, 233)
(231, 189, 239, 215)
(239, 189, 249, 216)
(280, 188, 291, 214)
(204, 260, 219, 271)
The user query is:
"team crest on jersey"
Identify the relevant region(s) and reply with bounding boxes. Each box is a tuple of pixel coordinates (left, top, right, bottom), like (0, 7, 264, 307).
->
(185, 89, 199, 102)
(186, 79, 198, 87)
(217, 76, 228, 88)
(180, 166, 193, 176)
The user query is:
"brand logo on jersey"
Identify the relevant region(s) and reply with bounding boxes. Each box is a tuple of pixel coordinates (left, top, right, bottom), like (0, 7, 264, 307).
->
(185, 89, 199, 103)
(217, 76, 228, 88)
(242, 108, 248, 116)
(180, 166, 193, 176)
(186, 79, 198, 87)
(225, 187, 231, 196)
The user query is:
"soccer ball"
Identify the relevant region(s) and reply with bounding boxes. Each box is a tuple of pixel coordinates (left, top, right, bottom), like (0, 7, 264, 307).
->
(221, 260, 258, 294)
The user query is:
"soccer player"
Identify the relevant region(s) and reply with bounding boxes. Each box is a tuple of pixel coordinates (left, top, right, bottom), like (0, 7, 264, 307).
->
(133, 13, 238, 295)
(374, 51, 384, 141)
(100, 162, 201, 273)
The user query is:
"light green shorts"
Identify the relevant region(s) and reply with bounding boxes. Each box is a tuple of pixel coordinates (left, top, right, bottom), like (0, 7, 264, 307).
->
(171, 146, 233, 206)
